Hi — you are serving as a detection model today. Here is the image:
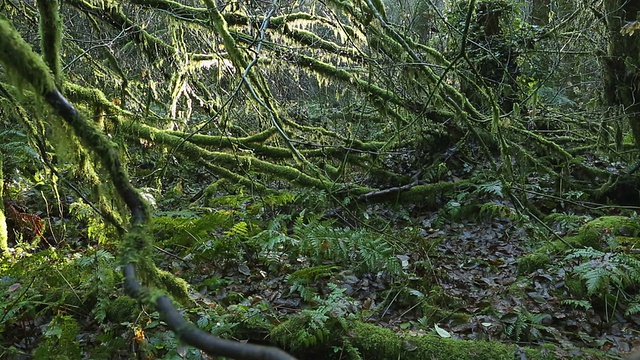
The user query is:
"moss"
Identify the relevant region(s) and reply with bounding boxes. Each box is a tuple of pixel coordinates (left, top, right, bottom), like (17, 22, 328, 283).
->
(37, 0, 62, 86)
(615, 236, 640, 249)
(296, 53, 407, 108)
(106, 296, 139, 323)
(128, 120, 358, 191)
(0, 153, 7, 257)
(523, 344, 558, 360)
(564, 275, 587, 297)
(349, 322, 554, 360)
(399, 181, 472, 205)
(519, 216, 640, 274)
(157, 269, 190, 301)
(577, 216, 640, 248)
(0, 17, 57, 93)
(273, 317, 556, 360)
(517, 252, 552, 274)
(33, 315, 82, 359)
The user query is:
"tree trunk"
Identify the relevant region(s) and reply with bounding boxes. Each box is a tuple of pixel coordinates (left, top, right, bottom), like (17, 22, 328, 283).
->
(602, 0, 640, 148)
(0, 152, 8, 256)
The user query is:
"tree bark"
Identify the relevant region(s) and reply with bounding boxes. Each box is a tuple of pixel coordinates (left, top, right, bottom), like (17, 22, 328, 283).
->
(0, 152, 7, 257)
(602, 0, 640, 147)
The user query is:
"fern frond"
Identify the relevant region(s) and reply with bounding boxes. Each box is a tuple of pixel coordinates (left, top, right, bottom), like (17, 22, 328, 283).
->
(625, 301, 640, 316)
(582, 267, 609, 295)
(226, 221, 249, 237)
(475, 180, 503, 198)
(564, 247, 604, 260)
(561, 299, 592, 310)
(479, 202, 511, 219)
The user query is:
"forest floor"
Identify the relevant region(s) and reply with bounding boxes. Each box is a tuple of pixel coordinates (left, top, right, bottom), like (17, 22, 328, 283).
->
(170, 203, 640, 359)
(3, 162, 640, 359)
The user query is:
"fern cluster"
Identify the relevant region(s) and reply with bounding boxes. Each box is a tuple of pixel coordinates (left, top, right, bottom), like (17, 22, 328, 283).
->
(279, 283, 352, 351)
(503, 309, 552, 341)
(564, 247, 640, 317)
(565, 247, 640, 296)
(253, 213, 402, 275)
(0, 129, 40, 177)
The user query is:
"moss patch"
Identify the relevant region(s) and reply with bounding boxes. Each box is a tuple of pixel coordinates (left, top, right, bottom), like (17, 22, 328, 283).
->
(106, 296, 139, 323)
(348, 322, 556, 360)
(272, 317, 556, 360)
(518, 216, 640, 274)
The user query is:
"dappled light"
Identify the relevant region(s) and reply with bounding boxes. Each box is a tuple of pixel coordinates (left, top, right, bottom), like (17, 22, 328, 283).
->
(1, 0, 640, 359)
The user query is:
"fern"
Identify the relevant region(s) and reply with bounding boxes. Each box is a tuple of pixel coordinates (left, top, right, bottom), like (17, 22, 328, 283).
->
(0, 129, 40, 173)
(503, 309, 551, 341)
(561, 299, 592, 311)
(566, 247, 640, 295)
(626, 297, 640, 316)
(226, 221, 249, 238)
(545, 212, 589, 233)
(154, 211, 234, 248)
(289, 265, 341, 282)
(250, 214, 300, 265)
(73, 249, 118, 322)
(291, 219, 400, 275)
(479, 201, 511, 219)
(70, 201, 117, 245)
(475, 180, 503, 198)
(286, 266, 341, 301)
(565, 247, 640, 316)
(289, 283, 351, 347)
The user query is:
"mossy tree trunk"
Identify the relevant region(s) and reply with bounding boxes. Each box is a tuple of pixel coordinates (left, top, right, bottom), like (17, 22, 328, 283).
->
(0, 152, 7, 256)
(602, 0, 640, 148)
(460, 0, 521, 113)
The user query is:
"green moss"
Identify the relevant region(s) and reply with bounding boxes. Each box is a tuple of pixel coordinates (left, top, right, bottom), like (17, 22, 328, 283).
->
(399, 181, 471, 205)
(0, 17, 57, 93)
(157, 268, 191, 305)
(517, 252, 552, 274)
(37, 0, 62, 86)
(106, 296, 139, 323)
(519, 216, 640, 274)
(577, 216, 640, 248)
(564, 275, 587, 297)
(0, 153, 7, 257)
(349, 322, 555, 360)
(273, 317, 556, 360)
(33, 315, 82, 360)
(615, 236, 640, 248)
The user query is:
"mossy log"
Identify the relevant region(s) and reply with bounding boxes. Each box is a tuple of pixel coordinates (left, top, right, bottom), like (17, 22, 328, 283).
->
(272, 317, 556, 360)
(518, 216, 640, 274)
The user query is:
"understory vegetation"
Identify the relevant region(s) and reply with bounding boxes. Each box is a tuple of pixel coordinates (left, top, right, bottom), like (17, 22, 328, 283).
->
(2, 0, 640, 359)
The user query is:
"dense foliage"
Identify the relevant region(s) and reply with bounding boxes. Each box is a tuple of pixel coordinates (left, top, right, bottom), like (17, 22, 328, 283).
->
(1, 0, 640, 359)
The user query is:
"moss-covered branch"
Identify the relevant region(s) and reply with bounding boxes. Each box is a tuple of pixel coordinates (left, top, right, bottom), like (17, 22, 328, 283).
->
(66, 0, 173, 65)
(37, 0, 62, 86)
(0, 151, 7, 257)
(128, 120, 359, 191)
(272, 317, 555, 360)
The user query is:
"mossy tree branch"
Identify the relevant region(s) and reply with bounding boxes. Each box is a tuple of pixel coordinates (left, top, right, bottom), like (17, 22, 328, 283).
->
(37, 0, 62, 87)
(0, 151, 7, 257)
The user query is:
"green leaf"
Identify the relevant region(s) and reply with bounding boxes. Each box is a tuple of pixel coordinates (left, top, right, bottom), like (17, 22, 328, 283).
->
(434, 324, 451, 338)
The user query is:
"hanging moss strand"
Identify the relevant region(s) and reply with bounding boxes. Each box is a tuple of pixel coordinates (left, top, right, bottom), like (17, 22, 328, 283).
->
(37, 0, 63, 87)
